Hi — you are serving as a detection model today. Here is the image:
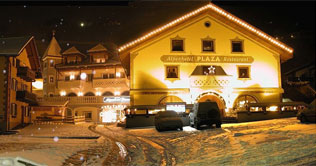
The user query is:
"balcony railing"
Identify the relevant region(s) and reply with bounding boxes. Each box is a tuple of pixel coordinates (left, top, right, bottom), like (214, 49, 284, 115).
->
(37, 96, 130, 105)
(16, 90, 37, 105)
(93, 78, 128, 87)
(17, 66, 36, 82)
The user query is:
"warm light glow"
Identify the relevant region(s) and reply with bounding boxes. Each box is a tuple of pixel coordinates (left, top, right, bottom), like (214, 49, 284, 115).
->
(118, 3, 293, 54)
(100, 110, 117, 123)
(78, 92, 83, 96)
(32, 80, 43, 89)
(166, 104, 186, 113)
(269, 106, 278, 111)
(60, 91, 66, 96)
(70, 74, 75, 80)
(96, 91, 101, 96)
(80, 73, 87, 80)
(116, 72, 121, 78)
(114, 91, 120, 96)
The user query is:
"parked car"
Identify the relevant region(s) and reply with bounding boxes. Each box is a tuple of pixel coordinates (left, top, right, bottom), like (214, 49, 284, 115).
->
(189, 102, 222, 129)
(155, 111, 183, 131)
(297, 99, 316, 123)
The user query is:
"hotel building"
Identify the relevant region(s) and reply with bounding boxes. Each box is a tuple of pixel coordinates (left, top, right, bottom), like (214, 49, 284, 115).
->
(0, 36, 41, 131)
(37, 35, 129, 123)
(118, 3, 294, 117)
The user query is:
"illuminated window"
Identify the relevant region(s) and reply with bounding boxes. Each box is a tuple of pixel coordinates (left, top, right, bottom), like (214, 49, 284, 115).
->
(234, 95, 257, 111)
(238, 66, 250, 78)
(49, 75, 54, 83)
(171, 40, 184, 51)
(202, 40, 215, 52)
(49, 60, 54, 67)
(166, 66, 179, 78)
(11, 78, 18, 91)
(232, 41, 243, 52)
(11, 103, 17, 118)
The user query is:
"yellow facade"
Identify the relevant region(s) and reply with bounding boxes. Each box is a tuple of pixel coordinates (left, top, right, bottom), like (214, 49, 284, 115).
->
(120, 4, 293, 116)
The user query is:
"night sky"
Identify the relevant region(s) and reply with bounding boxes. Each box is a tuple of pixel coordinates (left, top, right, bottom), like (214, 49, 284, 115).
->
(0, 1, 315, 70)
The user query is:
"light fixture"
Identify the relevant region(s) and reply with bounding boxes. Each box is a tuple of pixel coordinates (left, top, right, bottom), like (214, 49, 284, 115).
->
(70, 74, 75, 80)
(118, 3, 293, 54)
(96, 91, 101, 96)
(116, 72, 121, 78)
(78, 92, 83, 96)
(114, 91, 120, 96)
(60, 91, 66, 96)
(80, 73, 87, 80)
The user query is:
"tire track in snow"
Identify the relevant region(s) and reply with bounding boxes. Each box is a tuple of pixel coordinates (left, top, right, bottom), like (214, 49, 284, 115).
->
(104, 125, 177, 166)
(88, 124, 129, 166)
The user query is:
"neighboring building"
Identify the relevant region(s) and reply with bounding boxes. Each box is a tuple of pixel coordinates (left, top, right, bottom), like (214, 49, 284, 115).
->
(118, 3, 294, 117)
(37, 35, 129, 123)
(0, 36, 41, 132)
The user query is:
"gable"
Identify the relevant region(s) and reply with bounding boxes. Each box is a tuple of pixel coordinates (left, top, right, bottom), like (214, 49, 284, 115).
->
(119, 3, 293, 75)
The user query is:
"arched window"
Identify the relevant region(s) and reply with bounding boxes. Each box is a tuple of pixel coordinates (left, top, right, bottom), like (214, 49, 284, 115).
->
(121, 91, 129, 96)
(102, 91, 114, 96)
(158, 96, 183, 105)
(233, 95, 258, 111)
(67, 92, 77, 97)
(84, 92, 95, 96)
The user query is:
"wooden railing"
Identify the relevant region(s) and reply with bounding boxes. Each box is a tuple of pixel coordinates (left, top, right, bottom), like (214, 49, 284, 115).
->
(37, 96, 130, 105)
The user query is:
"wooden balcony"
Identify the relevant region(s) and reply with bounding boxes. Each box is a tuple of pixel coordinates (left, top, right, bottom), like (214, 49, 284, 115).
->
(93, 78, 128, 88)
(17, 66, 36, 82)
(16, 90, 37, 105)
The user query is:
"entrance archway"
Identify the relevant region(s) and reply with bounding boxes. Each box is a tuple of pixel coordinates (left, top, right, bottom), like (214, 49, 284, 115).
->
(196, 92, 226, 117)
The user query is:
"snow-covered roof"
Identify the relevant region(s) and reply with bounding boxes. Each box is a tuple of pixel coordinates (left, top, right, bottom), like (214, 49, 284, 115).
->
(42, 36, 62, 60)
(87, 43, 108, 53)
(62, 46, 86, 57)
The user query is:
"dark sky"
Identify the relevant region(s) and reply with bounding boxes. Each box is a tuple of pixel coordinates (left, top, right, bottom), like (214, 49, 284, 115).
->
(0, 1, 315, 70)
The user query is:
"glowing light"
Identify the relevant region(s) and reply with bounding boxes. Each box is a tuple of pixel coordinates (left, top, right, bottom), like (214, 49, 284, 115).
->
(78, 92, 83, 96)
(269, 106, 278, 111)
(80, 22, 85, 27)
(96, 91, 101, 96)
(70, 74, 75, 80)
(80, 73, 87, 80)
(114, 91, 120, 96)
(60, 91, 66, 96)
(32, 80, 43, 89)
(100, 110, 117, 123)
(53, 136, 59, 142)
(116, 72, 121, 78)
(118, 3, 293, 54)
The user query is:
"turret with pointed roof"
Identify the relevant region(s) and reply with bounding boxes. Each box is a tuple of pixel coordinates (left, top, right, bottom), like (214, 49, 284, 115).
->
(42, 32, 62, 61)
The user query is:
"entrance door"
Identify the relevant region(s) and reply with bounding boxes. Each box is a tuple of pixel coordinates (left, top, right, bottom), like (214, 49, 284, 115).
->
(21, 106, 25, 125)
(197, 95, 226, 117)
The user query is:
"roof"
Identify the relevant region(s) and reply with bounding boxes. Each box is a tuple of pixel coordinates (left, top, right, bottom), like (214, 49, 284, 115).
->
(62, 46, 86, 57)
(0, 36, 41, 71)
(0, 36, 33, 56)
(118, 3, 293, 54)
(118, 3, 294, 76)
(42, 36, 62, 60)
(87, 44, 108, 53)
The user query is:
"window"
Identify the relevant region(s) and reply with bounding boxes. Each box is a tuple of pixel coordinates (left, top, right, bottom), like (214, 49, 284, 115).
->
(49, 60, 54, 67)
(11, 79, 17, 91)
(43, 77, 47, 84)
(234, 95, 258, 112)
(238, 66, 250, 78)
(65, 76, 70, 81)
(103, 73, 109, 79)
(12, 57, 16, 67)
(21, 84, 27, 91)
(27, 106, 31, 117)
(166, 66, 179, 78)
(49, 76, 54, 83)
(232, 41, 243, 52)
(172, 40, 184, 51)
(202, 40, 215, 52)
(11, 103, 17, 118)
(44, 62, 47, 68)
(49, 93, 54, 97)
(109, 73, 115, 79)
(87, 74, 93, 82)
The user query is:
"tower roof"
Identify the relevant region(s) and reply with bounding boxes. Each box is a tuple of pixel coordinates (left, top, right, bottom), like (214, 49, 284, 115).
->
(87, 43, 107, 53)
(42, 36, 62, 60)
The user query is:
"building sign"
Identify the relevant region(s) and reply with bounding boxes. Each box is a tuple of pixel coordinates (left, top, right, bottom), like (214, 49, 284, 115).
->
(166, 102, 186, 113)
(103, 97, 130, 103)
(161, 55, 254, 63)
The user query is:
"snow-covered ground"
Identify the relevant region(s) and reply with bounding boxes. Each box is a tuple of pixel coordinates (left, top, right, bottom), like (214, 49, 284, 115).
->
(0, 118, 315, 166)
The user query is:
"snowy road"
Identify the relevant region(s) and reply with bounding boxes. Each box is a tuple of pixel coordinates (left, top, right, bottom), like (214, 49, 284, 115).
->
(0, 118, 315, 166)
(94, 117, 316, 166)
